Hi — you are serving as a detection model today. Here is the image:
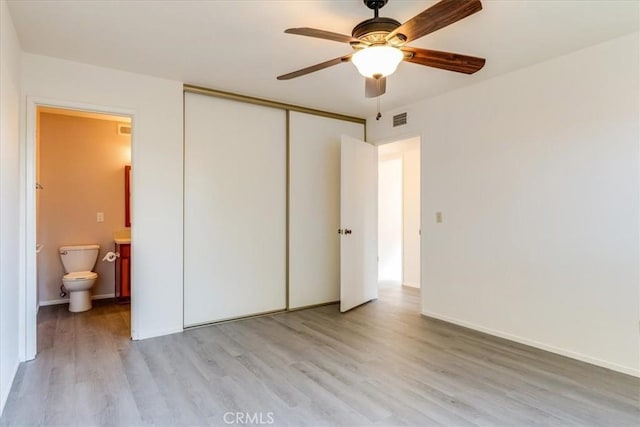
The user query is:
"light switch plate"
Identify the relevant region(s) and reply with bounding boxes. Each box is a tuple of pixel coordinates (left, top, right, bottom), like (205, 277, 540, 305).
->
(97, 212, 104, 223)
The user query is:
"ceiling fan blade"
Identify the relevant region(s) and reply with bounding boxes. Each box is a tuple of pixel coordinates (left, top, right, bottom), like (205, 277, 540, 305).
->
(277, 55, 352, 80)
(402, 46, 485, 74)
(285, 27, 360, 44)
(365, 76, 387, 98)
(387, 0, 482, 44)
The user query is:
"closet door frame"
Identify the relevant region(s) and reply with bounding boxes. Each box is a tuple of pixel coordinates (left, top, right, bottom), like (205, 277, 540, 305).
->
(183, 84, 365, 327)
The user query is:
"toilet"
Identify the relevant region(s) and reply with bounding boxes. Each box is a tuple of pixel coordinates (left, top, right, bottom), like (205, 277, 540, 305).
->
(59, 244, 100, 312)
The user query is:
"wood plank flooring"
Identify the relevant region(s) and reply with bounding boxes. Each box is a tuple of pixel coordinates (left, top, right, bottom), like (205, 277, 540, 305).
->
(1, 286, 638, 426)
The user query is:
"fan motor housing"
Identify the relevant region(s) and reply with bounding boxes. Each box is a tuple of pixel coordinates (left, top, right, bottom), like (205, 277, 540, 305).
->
(352, 17, 401, 44)
(364, 0, 388, 10)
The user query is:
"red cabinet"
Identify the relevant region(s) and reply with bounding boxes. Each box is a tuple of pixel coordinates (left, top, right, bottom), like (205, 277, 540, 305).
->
(116, 243, 131, 300)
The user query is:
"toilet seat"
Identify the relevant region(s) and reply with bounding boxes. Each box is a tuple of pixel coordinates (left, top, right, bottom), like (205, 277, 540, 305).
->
(63, 271, 98, 281)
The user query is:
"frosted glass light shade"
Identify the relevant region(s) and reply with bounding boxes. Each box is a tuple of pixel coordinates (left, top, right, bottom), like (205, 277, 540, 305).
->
(352, 46, 403, 78)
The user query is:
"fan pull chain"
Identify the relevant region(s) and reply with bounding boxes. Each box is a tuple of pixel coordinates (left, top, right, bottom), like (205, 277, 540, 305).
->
(375, 75, 382, 120)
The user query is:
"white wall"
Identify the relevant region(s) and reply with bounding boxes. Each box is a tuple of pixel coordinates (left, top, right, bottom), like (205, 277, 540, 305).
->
(21, 54, 184, 340)
(378, 138, 421, 288)
(378, 156, 402, 283)
(402, 147, 420, 288)
(0, 0, 22, 413)
(367, 33, 640, 376)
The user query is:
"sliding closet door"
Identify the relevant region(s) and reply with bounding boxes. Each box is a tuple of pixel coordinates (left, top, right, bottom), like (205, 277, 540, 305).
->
(184, 93, 286, 326)
(289, 112, 364, 309)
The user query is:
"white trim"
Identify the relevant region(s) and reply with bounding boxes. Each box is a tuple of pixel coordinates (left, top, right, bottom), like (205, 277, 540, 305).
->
(371, 131, 422, 147)
(22, 97, 136, 362)
(422, 310, 640, 378)
(133, 327, 183, 341)
(39, 293, 116, 307)
(402, 282, 420, 288)
(21, 99, 37, 361)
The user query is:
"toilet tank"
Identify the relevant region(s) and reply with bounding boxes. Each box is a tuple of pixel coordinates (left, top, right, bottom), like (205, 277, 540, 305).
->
(59, 244, 100, 273)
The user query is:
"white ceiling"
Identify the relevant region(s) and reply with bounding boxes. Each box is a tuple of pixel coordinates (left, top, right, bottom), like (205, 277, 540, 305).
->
(8, 0, 639, 118)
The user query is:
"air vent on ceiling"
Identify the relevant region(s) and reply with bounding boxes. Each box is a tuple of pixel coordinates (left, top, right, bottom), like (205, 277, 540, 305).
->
(393, 112, 407, 127)
(118, 124, 131, 135)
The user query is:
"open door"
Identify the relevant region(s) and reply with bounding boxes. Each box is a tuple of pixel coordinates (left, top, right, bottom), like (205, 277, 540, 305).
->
(340, 135, 378, 312)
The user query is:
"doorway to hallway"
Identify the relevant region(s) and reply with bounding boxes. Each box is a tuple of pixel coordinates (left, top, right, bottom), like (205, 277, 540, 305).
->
(377, 137, 421, 300)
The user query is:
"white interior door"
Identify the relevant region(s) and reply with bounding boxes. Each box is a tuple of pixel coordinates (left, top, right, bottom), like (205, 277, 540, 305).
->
(340, 135, 378, 312)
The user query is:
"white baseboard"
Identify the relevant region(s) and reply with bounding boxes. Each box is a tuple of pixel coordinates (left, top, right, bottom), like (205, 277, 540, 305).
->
(422, 310, 640, 378)
(402, 282, 420, 288)
(132, 327, 183, 341)
(39, 293, 115, 307)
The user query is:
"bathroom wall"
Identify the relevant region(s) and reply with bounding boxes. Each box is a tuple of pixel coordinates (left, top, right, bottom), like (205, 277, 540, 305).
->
(37, 112, 131, 304)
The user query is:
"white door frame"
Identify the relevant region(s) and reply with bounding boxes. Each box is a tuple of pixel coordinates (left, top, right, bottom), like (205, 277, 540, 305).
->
(20, 97, 136, 361)
(373, 133, 422, 310)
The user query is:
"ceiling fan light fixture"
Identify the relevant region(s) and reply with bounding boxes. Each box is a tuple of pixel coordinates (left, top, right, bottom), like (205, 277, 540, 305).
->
(351, 45, 403, 78)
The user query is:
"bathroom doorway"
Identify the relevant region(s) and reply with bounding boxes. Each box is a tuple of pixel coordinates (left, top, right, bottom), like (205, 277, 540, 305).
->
(30, 104, 133, 354)
(377, 137, 421, 307)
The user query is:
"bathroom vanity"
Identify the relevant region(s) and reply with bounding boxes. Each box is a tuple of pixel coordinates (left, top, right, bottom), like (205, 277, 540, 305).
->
(114, 231, 131, 301)
(115, 165, 132, 301)
(116, 243, 130, 300)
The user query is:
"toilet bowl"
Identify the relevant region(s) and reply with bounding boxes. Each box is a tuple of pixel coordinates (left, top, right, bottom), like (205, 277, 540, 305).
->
(62, 271, 98, 312)
(59, 245, 100, 312)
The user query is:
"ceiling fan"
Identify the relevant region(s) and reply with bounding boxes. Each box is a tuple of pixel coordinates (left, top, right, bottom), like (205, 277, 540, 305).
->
(277, 0, 486, 98)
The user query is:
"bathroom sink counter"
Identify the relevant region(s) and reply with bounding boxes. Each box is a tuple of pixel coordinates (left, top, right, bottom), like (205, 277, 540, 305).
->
(113, 229, 131, 245)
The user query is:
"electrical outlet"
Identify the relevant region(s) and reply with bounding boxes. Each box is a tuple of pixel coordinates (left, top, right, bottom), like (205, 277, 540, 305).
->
(97, 212, 104, 223)
(436, 212, 443, 223)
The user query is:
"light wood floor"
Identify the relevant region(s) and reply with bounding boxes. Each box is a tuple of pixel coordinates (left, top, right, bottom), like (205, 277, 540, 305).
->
(1, 286, 638, 426)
